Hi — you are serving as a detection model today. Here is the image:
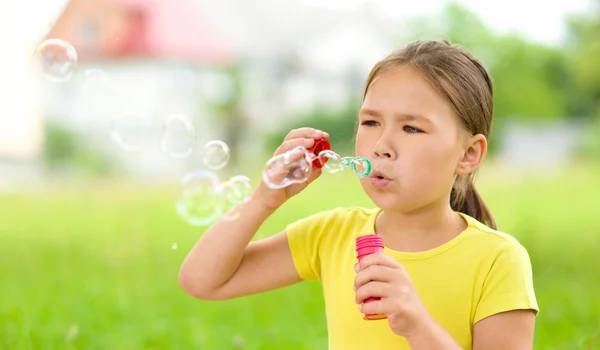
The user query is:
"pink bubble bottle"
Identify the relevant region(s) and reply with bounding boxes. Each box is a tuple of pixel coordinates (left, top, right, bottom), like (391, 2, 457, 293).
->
(355, 234, 387, 320)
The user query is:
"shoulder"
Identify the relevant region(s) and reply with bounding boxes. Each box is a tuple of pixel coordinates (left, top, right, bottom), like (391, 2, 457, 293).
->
(461, 213, 529, 252)
(460, 215, 540, 322)
(459, 213, 533, 271)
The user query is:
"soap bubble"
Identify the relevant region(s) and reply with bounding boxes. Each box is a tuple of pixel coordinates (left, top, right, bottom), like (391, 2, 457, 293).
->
(262, 146, 373, 189)
(232, 334, 245, 348)
(319, 150, 345, 173)
(160, 114, 196, 158)
(210, 175, 253, 222)
(84, 68, 109, 85)
(222, 175, 253, 205)
(176, 170, 225, 226)
(351, 157, 372, 178)
(203, 140, 230, 170)
(110, 114, 152, 152)
(81, 68, 110, 93)
(263, 146, 312, 189)
(33, 39, 78, 82)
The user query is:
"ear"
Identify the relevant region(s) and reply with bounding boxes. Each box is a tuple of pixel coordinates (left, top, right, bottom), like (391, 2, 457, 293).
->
(455, 134, 487, 175)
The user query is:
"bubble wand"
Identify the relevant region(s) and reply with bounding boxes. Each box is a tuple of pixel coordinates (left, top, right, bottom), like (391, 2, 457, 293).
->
(263, 139, 372, 190)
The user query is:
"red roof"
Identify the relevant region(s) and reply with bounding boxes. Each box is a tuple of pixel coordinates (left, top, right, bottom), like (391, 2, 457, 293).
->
(117, 0, 231, 62)
(51, 0, 232, 64)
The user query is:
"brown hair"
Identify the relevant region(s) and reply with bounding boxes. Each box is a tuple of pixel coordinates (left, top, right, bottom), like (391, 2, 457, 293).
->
(362, 39, 497, 229)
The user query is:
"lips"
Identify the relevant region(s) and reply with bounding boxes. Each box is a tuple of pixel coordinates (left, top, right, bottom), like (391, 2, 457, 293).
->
(370, 170, 391, 181)
(369, 170, 392, 188)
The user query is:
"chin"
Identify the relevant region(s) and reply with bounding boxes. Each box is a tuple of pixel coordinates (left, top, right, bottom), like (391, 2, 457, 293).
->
(364, 189, 403, 210)
(372, 198, 405, 211)
(361, 186, 418, 212)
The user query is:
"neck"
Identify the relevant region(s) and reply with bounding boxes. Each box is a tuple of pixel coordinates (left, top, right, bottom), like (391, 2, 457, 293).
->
(375, 200, 467, 253)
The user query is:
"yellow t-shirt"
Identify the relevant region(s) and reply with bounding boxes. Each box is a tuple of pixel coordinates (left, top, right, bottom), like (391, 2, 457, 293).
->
(286, 207, 539, 350)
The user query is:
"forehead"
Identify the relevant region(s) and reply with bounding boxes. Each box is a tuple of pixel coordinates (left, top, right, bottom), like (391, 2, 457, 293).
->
(362, 66, 456, 123)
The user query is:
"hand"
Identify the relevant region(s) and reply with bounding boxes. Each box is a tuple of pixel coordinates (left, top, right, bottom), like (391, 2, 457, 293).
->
(354, 252, 432, 338)
(255, 127, 329, 209)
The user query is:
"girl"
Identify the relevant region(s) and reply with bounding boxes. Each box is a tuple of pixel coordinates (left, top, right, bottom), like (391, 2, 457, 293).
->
(178, 39, 539, 349)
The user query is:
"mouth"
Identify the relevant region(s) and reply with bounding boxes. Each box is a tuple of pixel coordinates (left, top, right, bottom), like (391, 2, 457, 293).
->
(369, 170, 392, 188)
(370, 170, 392, 181)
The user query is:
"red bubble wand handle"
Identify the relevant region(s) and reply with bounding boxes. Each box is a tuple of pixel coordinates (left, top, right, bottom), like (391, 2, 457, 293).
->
(307, 139, 331, 169)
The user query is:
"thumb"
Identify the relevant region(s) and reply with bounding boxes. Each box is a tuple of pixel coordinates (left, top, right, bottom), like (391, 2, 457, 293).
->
(307, 167, 322, 184)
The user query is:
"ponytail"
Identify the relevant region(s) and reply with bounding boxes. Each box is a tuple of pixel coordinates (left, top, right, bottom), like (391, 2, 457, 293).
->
(451, 174, 497, 230)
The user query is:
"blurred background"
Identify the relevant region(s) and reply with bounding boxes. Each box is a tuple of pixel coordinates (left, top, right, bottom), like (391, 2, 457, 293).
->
(1, 0, 599, 349)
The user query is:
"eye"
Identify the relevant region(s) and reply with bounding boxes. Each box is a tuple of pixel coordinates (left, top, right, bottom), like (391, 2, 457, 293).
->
(403, 125, 423, 133)
(360, 120, 379, 127)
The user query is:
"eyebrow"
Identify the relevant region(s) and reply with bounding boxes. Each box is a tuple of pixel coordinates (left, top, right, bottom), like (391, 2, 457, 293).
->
(359, 108, 432, 124)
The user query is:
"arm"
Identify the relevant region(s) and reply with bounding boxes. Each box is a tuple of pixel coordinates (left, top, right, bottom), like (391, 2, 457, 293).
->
(472, 310, 536, 349)
(178, 193, 301, 300)
(405, 309, 535, 349)
(405, 315, 463, 349)
(178, 127, 328, 300)
(470, 242, 538, 349)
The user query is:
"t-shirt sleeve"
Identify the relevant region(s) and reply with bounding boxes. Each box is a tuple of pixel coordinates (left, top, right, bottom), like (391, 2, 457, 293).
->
(285, 210, 337, 281)
(474, 242, 539, 324)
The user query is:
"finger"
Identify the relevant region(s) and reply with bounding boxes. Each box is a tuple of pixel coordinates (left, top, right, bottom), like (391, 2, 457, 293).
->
(359, 299, 392, 317)
(265, 140, 313, 185)
(276, 138, 314, 156)
(355, 281, 392, 304)
(284, 128, 328, 142)
(354, 265, 397, 290)
(357, 252, 403, 271)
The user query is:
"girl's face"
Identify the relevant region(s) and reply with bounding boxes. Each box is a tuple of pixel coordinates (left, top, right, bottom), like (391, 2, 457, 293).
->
(355, 66, 469, 212)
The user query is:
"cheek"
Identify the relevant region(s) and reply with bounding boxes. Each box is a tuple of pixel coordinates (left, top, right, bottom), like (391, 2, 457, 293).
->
(438, 139, 464, 169)
(354, 130, 368, 155)
(406, 139, 461, 178)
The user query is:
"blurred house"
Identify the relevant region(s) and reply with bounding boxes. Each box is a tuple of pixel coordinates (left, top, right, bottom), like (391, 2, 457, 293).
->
(39, 0, 399, 180)
(498, 120, 585, 172)
(42, 0, 235, 180)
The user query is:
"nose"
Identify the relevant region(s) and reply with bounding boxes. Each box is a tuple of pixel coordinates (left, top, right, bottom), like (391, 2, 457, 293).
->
(372, 137, 396, 160)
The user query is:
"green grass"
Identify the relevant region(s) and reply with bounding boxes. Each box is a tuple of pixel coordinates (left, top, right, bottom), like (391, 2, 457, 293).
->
(1, 162, 599, 349)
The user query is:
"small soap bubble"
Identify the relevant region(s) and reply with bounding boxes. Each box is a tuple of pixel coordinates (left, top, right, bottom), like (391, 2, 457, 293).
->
(219, 175, 253, 222)
(283, 146, 306, 166)
(340, 157, 352, 167)
(351, 157, 372, 178)
(110, 114, 152, 152)
(33, 38, 78, 82)
(203, 140, 230, 170)
(318, 150, 345, 173)
(222, 175, 253, 205)
(84, 68, 110, 84)
(176, 170, 225, 226)
(64, 324, 79, 342)
(160, 114, 196, 158)
(263, 146, 312, 189)
(172, 242, 178, 250)
(82, 68, 110, 93)
(232, 334, 245, 348)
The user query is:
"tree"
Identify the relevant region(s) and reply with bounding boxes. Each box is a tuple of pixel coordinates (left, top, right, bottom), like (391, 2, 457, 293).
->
(565, 2, 600, 119)
(404, 3, 576, 121)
